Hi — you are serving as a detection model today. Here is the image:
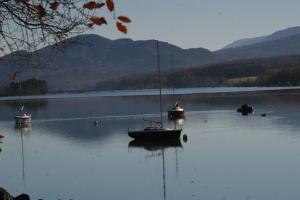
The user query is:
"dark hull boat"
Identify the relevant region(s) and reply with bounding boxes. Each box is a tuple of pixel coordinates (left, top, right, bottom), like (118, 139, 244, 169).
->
(128, 41, 182, 141)
(128, 127, 182, 140)
(237, 104, 254, 116)
(168, 110, 184, 119)
(168, 103, 185, 119)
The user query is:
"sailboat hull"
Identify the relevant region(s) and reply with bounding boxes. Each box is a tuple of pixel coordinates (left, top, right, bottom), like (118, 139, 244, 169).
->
(128, 129, 182, 140)
(168, 110, 185, 119)
(15, 115, 31, 127)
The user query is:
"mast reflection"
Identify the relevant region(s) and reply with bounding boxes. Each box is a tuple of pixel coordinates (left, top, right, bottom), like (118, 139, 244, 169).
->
(128, 139, 183, 200)
(15, 126, 31, 185)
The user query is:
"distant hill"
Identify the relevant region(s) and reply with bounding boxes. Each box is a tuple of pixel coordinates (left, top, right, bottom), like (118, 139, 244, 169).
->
(223, 26, 300, 49)
(0, 34, 218, 92)
(216, 33, 300, 61)
(2, 26, 300, 92)
(95, 54, 300, 89)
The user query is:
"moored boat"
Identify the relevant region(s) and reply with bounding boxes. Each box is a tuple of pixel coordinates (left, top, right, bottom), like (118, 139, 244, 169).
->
(15, 113, 31, 127)
(128, 41, 182, 140)
(168, 101, 185, 119)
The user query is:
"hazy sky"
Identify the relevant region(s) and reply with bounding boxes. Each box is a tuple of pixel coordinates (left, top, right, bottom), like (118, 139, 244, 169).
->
(89, 0, 300, 51)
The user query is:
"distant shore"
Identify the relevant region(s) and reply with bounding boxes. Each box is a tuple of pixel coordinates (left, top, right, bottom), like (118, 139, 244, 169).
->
(1, 86, 300, 101)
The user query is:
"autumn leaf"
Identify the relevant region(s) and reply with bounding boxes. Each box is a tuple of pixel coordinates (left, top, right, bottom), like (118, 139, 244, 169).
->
(106, 0, 114, 12)
(90, 16, 107, 25)
(33, 4, 46, 17)
(116, 22, 127, 34)
(117, 16, 131, 23)
(95, 2, 105, 9)
(50, 2, 59, 10)
(83, 1, 105, 10)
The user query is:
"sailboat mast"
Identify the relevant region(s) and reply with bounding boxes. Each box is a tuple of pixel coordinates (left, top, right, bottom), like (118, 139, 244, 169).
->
(171, 55, 175, 102)
(21, 130, 25, 184)
(18, 71, 22, 100)
(156, 41, 163, 127)
(162, 148, 166, 200)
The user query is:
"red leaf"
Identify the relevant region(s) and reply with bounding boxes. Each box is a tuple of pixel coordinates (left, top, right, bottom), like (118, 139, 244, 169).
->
(83, 1, 105, 10)
(50, 2, 59, 10)
(33, 4, 46, 17)
(95, 2, 105, 8)
(106, 0, 114, 12)
(116, 22, 127, 34)
(117, 16, 131, 23)
(90, 16, 107, 25)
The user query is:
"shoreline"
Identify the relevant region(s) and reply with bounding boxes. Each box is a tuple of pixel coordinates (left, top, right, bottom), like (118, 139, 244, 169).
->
(1, 86, 300, 101)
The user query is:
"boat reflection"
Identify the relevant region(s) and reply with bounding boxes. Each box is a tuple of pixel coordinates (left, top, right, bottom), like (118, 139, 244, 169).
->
(128, 139, 182, 151)
(129, 138, 183, 200)
(15, 126, 31, 185)
(170, 117, 184, 126)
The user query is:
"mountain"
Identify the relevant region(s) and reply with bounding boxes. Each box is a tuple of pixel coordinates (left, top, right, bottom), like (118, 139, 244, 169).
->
(223, 26, 300, 49)
(95, 54, 300, 90)
(0, 34, 218, 92)
(2, 26, 300, 93)
(215, 33, 300, 61)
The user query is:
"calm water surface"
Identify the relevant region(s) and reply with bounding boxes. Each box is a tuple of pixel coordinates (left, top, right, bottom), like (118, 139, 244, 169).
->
(1, 89, 300, 200)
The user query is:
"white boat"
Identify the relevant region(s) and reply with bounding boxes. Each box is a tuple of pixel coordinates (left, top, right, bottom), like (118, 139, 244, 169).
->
(13, 71, 32, 128)
(15, 113, 31, 127)
(128, 41, 182, 140)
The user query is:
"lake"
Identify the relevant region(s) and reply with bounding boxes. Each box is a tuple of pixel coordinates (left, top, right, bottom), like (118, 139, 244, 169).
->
(1, 88, 300, 200)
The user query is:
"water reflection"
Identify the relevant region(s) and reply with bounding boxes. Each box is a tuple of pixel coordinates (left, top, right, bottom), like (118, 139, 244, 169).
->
(2, 90, 300, 199)
(129, 139, 183, 200)
(14, 127, 31, 185)
(128, 139, 182, 151)
(168, 117, 185, 129)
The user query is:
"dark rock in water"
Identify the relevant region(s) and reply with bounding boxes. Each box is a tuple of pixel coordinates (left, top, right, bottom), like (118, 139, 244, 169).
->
(237, 104, 254, 115)
(0, 188, 30, 200)
(15, 194, 30, 200)
(261, 113, 267, 117)
(93, 120, 99, 126)
(183, 134, 188, 142)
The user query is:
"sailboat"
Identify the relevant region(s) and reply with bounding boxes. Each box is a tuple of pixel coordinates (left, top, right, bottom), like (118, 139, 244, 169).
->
(128, 41, 182, 140)
(14, 71, 31, 128)
(167, 56, 185, 120)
